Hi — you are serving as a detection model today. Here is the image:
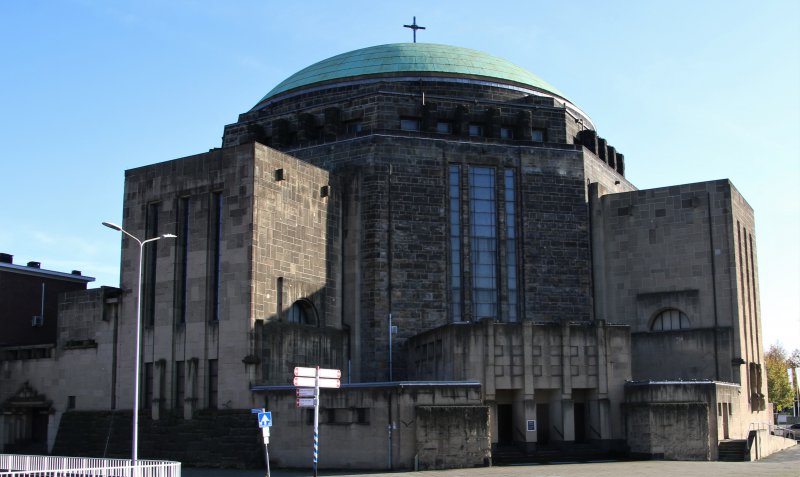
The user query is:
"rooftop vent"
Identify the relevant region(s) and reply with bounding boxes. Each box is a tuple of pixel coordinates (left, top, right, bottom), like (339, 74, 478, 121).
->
(27, 261, 41, 268)
(0, 253, 12, 264)
(71, 270, 82, 276)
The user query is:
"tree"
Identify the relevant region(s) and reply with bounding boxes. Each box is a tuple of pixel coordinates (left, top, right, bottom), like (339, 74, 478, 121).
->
(788, 349, 800, 413)
(766, 344, 793, 412)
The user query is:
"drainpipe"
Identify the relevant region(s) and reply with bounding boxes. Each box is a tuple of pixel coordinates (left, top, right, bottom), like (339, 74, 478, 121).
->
(387, 163, 394, 381)
(387, 392, 393, 469)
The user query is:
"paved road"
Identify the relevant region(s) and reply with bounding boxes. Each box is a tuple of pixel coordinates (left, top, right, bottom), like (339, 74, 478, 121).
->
(183, 444, 800, 477)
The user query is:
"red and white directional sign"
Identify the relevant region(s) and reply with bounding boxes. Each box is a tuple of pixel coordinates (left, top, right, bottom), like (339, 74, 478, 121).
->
(293, 376, 340, 388)
(296, 387, 316, 397)
(296, 398, 317, 408)
(294, 367, 341, 379)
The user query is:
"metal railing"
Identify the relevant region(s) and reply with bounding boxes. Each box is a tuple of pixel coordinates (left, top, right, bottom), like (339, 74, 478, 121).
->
(0, 455, 180, 477)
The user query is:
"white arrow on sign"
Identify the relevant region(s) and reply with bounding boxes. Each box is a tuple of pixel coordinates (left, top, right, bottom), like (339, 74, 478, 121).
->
(296, 387, 316, 397)
(293, 376, 340, 388)
(294, 367, 341, 379)
(296, 397, 317, 407)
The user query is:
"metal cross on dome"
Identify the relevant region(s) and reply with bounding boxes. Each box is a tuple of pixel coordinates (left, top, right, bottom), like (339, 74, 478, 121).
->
(403, 16, 426, 43)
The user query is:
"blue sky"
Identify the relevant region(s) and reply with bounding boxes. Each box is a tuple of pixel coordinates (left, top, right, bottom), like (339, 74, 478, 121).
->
(1, 1, 798, 351)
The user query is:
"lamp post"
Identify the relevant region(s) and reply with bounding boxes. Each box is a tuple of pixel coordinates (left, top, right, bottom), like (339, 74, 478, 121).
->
(103, 221, 176, 469)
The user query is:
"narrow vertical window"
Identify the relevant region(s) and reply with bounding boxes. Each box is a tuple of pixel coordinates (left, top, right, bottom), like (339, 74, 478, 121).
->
(737, 222, 749, 357)
(749, 233, 760, 356)
(208, 359, 218, 409)
(210, 192, 223, 322)
(470, 167, 497, 320)
(144, 202, 160, 326)
(276, 277, 284, 320)
(177, 197, 190, 324)
(144, 362, 154, 409)
(175, 360, 185, 412)
(449, 165, 462, 322)
(504, 169, 518, 322)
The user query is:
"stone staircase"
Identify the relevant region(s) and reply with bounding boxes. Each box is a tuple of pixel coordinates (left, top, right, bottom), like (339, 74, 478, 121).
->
(52, 410, 263, 468)
(492, 442, 617, 465)
(52, 410, 132, 458)
(718, 439, 748, 462)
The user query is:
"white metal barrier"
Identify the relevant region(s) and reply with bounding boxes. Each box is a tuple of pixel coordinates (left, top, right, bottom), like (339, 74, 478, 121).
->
(0, 454, 180, 477)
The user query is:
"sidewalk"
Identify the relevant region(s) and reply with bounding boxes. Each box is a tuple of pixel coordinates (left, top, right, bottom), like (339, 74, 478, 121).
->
(183, 444, 800, 477)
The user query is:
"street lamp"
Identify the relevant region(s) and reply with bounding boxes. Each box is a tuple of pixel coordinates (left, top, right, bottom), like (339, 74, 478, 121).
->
(102, 221, 176, 468)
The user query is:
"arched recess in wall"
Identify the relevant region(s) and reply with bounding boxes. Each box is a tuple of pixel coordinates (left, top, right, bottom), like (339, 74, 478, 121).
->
(650, 308, 690, 331)
(286, 298, 319, 327)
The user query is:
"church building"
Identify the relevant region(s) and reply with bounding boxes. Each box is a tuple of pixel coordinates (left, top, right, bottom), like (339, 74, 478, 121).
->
(1, 42, 776, 468)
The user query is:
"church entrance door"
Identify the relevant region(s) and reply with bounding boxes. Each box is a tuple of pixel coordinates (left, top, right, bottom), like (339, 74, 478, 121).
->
(497, 404, 513, 444)
(574, 402, 586, 443)
(536, 403, 550, 444)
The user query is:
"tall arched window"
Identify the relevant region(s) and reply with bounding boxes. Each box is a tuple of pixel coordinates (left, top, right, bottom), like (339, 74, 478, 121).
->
(651, 308, 689, 331)
(286, 299, 318, 326)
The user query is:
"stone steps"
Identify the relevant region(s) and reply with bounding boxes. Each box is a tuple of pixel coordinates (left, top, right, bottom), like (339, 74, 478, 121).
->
(718, 439, 748, 462)
(492, 443, 615, 465)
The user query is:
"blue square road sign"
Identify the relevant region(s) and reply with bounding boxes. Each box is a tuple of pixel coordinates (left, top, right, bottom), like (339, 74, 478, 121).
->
(257, 411, 272, 428)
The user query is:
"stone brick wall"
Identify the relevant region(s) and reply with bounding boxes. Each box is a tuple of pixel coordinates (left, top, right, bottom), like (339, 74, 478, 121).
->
(259, 321, 346, 385)
(250, 383, 485, 470)
(624, 382, 729, 460)
(593, 180, 743, 383)
(251, 143, 333, 330)
(625, 402, 711, 460)
(631, 328, 732, 381)
(120, 145, 259, 410)
(518, 147, 594, 321)
(415, 405, 490, 469)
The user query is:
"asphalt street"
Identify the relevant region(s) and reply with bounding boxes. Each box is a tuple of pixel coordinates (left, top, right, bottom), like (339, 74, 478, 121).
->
(182, 443, 800, 477)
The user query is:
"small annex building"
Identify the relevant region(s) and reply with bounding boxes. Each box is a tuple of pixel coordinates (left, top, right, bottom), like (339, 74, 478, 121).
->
(0, 43, 780, 468)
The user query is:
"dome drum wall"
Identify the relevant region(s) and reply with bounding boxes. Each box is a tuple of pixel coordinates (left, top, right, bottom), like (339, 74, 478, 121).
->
(223, 79, 625, 178)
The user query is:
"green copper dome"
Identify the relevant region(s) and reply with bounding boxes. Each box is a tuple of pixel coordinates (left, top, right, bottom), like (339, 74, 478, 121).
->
(255, 43, 568, 107)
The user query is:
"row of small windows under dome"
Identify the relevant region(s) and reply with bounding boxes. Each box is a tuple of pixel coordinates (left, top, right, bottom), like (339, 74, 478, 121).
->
(399, 117, 546, 142)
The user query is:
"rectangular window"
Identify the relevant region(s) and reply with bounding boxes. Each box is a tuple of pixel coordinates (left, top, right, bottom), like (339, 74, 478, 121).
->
(470, 167, 497, 320)
(345, 120, 363, 134)
(504, 169, 518, 322)
(208, 359, 218, 409)
(276, 277, 284, 320)
(144, 202, 160, 326)
(468, 124, 483, 137)
(210, 192, 223, 322)
(400, 118, 420, 131)
(175, 360, 185, 411)
(500, 127, 514, 139)
(177, 197, 190, 324)
(355, 408, 369, 424)
(144, 362, 154, 409)
(531, 128, 545, 142)
(449, 165, 462, 322)
(437, 122, 452, 134)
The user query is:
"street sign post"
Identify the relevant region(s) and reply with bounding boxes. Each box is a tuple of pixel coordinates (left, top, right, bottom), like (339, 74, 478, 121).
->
(257, 411, 272, 428)
(294, 367, 341, 379)
(251, 409, 272, 477)
(293, 376, 340, 388)
(292, 366, 341, 477)
(296, 387, 316, 397)
(296, 397, 316, 407)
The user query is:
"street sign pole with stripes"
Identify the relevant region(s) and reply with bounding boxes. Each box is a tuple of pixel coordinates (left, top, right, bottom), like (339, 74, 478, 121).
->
(293, 366, 340, 477)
